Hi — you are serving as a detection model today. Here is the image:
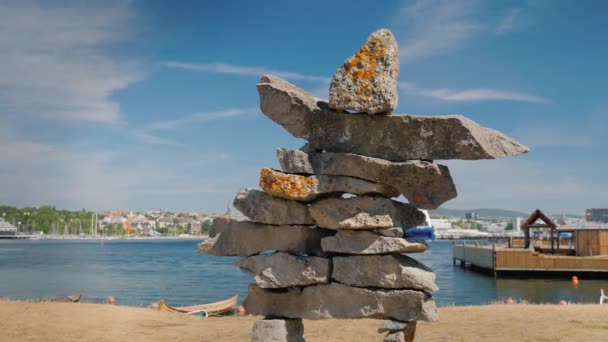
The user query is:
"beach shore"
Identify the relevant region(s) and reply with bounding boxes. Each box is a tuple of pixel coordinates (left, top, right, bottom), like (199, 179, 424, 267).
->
(1, 300, 607, 341)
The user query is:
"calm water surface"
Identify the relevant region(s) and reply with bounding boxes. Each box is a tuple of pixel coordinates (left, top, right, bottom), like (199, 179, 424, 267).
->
(0, 239, 605, 307)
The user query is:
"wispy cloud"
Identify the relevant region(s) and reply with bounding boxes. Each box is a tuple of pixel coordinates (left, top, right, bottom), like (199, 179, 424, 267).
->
(399, 82, 552, 104)
(0, 1, 143, 124)
(133, 108, 259, 146)
(161, 61, 331, 83)
(495, 8, 523, 35)
(392, 1, 528, 63)
(392, 0, 482, 64)
(444, 159, 608, 214)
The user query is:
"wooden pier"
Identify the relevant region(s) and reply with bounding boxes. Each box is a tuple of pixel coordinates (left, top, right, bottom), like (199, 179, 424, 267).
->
(453, 242, 608, 277)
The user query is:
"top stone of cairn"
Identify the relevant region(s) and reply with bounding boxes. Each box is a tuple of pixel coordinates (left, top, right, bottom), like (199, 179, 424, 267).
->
(329, 29, 399, 114)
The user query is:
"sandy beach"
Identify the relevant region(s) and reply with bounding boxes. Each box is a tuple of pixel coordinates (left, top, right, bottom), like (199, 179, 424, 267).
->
(1, 300, 607, 341)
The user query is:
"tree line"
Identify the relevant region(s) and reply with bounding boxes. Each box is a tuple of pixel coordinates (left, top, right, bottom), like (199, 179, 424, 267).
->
(0, 205, 95, 234)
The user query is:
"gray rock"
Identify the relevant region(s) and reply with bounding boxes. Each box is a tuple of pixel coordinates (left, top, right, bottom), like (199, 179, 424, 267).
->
(197, 218, 323, 257)
(259, 167, 398, 202)
(243, 283, 438, 322)
(233, 188, 313, 225)
(251, 318, 304, 342)
(258, 75, 529, 161)
(374, 227, 404, 238)
(332, 255, 438, 291)
(321, 230, 428, 254)
(309, 196, 425, 230)
(378, 319, 408, 333)
(383, 331, 405, 342)
(234, 252, 329, 288)
(277, 149, 456, 210)
(329, 28, 399, 114)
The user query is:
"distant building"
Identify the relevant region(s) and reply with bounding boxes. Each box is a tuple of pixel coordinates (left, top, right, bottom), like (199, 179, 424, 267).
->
(586, 209, 608, 223)
(190, 221, 202, 235)
(127, 214, 152, 230)
(0, 218, 18, 237)
(480, 222, 507, 233)
(465, 212, 478, 220)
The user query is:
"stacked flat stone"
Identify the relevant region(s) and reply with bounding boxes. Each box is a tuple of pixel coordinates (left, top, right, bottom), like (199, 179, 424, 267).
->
(197, 28, 528, 342)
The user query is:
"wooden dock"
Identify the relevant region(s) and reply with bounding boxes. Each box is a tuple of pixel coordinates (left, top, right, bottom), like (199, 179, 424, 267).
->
(453, 242, 608, 277)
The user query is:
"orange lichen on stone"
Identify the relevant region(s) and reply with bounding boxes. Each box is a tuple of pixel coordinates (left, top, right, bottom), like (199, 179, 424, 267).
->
(342, 37, 386, 100)
(259, 167, 318, 201)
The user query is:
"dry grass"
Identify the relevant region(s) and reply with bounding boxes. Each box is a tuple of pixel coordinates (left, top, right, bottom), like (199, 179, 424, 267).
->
(1, 300, 607, 341)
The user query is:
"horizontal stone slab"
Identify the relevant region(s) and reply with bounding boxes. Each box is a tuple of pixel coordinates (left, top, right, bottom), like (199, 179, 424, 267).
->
(378, 319, 408, 333)
(321, 230, 428, 254)
(233, 188, 313, 225)
(252, 318, 304, 342)
(332, 255, 438, 291)
(309, 196, 425, 230)
(197, 218, 323, 257)
(243, 283, 438, 322)
(258, 75, 528, 161)
(259, 167, 398, 202)
(374, 227, 404, 238)
(277, 149, 456, 209)
(233, 252, 329, 288)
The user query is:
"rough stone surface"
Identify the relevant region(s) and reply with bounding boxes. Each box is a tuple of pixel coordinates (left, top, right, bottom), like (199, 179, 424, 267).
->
(258, 75, 529, 161)
(197, 218, 323, 257)
(251, 318, 304, 342)
(309, 196, 425, 230)
(383, 331, 405, 342)
(378, 319, 408, 333)
(243, 283, 438, 322)
(234, 252, 329, 288)
(233, 188, 313, 225)
(329, 28, 399, 114)
(259, 167, 398, 202)
(277, 149, 456, 209)
(321, 230, 428, 254)
(374, 227, 404, 238)
(332, 255, 438, 291)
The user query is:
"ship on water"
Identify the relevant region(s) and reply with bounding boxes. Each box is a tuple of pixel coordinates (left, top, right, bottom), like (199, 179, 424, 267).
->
(405, 210, 437, 240)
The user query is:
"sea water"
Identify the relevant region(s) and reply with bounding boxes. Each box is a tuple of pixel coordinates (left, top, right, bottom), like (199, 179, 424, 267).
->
(0, 239, 605, 307)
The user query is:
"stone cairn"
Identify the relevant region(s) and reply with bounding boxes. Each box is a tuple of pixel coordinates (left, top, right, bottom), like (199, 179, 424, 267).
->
(198, 28, 528, 342)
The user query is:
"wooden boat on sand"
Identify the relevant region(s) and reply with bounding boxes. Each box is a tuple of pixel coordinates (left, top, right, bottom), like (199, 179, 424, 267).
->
(156, 294, 238, 316)
(39, 293, 82, 303)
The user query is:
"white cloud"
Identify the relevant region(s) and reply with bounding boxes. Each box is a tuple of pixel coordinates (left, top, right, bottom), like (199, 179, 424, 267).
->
(495, 8, 523, 35)
(392, 0, 482, 64)
(443, 158, 608, 214)
(0, 129, 237, 211)
(132, 108, 259, 146)
(392, 1, 529, 63)
(161, 61, 331, 83)
(399, 82, 552, 104)
(0, 1, 143, 124)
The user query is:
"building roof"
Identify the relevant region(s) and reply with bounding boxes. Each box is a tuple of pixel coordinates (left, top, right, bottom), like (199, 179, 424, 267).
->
(558, 221, 608, 231)
(0, 219, 17, 232)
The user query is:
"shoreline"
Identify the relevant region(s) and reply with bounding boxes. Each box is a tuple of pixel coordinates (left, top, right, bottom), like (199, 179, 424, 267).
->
(6, 234, 208, 241)
(1, 300, 606, 341)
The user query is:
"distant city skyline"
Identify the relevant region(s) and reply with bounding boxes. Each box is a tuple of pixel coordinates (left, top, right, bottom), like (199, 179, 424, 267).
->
(1, 1, 607, 214)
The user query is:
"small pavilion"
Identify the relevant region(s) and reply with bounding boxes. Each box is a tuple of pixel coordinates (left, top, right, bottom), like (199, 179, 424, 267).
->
(520, 209, 558, 254)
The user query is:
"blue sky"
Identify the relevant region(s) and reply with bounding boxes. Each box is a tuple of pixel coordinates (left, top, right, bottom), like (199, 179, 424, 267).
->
(1, 0, 606, 214)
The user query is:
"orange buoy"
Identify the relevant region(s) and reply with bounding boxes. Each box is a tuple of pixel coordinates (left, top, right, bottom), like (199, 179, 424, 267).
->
(571, 276, 579, 285)
(505, 297, 514, 304)
(150, 302, 159, 309)
(107, 296, 116, 304)
(559, 300, 567, 305)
